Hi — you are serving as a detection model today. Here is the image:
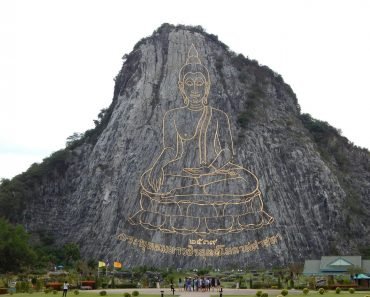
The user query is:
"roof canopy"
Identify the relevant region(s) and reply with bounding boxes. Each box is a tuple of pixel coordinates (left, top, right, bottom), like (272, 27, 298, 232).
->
(329, 258, 353, 266)
(303, 256, 370, 275)
(354, 274, 370, 280)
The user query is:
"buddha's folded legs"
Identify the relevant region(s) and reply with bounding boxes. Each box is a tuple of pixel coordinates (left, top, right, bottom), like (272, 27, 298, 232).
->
(141, 164, 260, 196)
(202, 165, 259, 195)
(160, 167, 259, 196)
(160, 174, 202, 195)
(141, 169, 199, 194)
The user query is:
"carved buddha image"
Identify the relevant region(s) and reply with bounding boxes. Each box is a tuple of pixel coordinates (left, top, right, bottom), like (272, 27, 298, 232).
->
(129, 44, 273, 235)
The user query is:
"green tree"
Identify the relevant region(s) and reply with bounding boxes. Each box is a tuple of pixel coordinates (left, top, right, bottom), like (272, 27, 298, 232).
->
(347, 266, 364, 275)
(0, 178, 26, 221)
(63, 243, 81, 266)
(0, 218, 36, 272)
(66, 132, 83, 147)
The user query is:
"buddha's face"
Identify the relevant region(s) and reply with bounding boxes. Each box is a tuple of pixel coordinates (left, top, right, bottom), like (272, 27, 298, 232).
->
(179, 72, 209, 106)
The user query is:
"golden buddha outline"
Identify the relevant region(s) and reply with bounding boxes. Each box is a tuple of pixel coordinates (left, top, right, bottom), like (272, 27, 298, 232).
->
(129, 44, 274, 235)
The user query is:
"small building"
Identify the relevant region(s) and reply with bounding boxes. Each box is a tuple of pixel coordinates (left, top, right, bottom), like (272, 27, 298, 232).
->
(303, 256, 370, 288)
(354, 274, 370, 288)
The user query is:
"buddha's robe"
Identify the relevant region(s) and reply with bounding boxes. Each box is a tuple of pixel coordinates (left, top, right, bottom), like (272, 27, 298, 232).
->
(130, 106, 274, 234)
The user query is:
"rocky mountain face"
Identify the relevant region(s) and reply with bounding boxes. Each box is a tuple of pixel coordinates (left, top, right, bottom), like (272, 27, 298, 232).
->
(5, 24, 370, 268)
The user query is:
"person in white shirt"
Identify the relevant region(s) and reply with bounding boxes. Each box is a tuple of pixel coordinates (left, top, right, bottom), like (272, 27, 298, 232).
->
(62, 281, 69, 297)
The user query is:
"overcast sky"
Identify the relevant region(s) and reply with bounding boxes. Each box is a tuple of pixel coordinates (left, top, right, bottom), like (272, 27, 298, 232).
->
(0, 0, 369, 180)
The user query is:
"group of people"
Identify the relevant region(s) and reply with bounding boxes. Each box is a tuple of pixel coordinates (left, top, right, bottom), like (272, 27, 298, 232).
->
(177, 277, 221, 292)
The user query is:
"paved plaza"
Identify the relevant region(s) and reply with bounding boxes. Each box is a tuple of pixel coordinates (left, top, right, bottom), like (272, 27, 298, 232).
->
(87, 288, 299, 297)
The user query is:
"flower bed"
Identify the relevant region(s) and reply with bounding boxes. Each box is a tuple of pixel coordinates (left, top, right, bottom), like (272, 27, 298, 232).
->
(46, 282, 63, 290)
(81, 281, 96, 289)
(0, 288, 8, 295)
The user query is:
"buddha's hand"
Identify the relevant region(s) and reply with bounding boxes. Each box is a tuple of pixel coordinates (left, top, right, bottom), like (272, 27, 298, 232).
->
(149, 163, 164, 192)
(183, 166, 212, 176)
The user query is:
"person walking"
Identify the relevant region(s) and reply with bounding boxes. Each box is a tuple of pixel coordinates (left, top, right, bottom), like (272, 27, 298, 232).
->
(178, 278, 183, 291)
(62, 281, 69, 297)
(170, 282, 175, 295)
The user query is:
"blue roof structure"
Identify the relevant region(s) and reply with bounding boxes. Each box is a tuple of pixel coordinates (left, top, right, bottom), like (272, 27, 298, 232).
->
(303, 256, 370, 275)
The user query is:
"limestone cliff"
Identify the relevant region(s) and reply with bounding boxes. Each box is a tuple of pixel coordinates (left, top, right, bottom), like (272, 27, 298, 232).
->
(2, 24, 370, 268)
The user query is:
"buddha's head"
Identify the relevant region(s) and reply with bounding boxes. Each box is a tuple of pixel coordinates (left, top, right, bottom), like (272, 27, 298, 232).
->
(178, 44, 210, 108)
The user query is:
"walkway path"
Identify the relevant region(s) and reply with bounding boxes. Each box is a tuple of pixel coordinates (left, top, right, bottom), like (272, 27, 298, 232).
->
(89, 288, 298, 297)
(176, 289, 293, 297)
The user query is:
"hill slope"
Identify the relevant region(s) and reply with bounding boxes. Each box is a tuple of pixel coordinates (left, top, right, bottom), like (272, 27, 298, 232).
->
(1, 24, 369, 268)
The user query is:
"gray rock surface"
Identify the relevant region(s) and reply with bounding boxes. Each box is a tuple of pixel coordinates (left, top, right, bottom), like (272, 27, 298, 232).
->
(21, 24, 370, 268)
